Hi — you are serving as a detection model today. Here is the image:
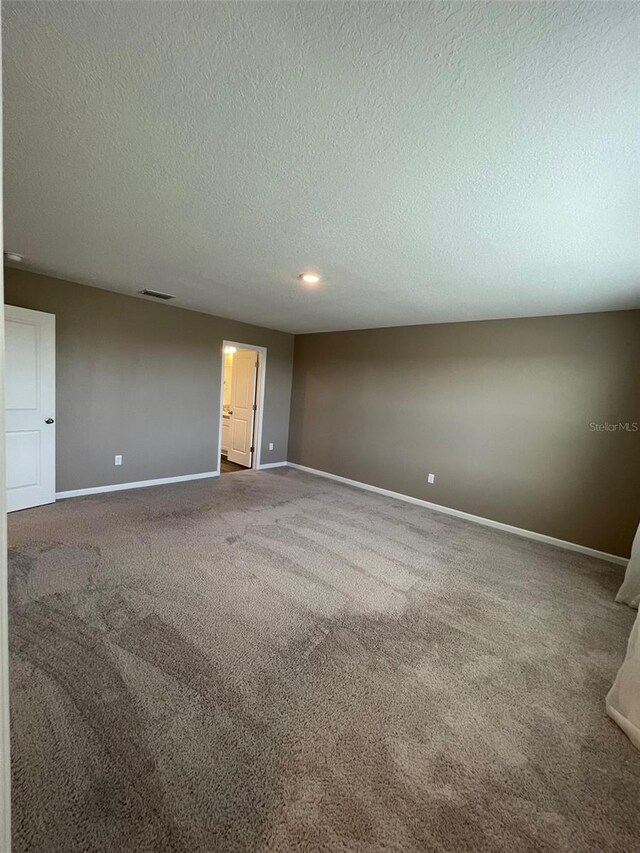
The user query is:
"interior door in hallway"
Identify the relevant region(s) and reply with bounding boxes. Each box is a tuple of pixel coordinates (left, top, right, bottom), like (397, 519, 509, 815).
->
(227, 349, 257, 468)
(5, 304, 56, 511)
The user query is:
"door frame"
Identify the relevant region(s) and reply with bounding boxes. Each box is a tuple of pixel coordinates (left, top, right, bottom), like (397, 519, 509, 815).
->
(216, 341, 267, 474)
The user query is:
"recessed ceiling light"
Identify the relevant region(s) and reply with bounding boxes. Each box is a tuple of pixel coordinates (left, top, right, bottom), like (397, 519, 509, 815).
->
(5, 252, 24, 263)
(299, 272, 320, 285)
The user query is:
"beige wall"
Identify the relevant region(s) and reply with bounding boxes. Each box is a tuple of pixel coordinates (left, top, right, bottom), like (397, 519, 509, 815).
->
(5, 269, 293, 491)
(288, 312, 640, 558)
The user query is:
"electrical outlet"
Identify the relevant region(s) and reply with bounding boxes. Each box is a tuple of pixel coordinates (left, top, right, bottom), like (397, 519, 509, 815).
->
(115, 455, 123, 466)
(268, 442, 274, 451)
(427, 472, 435, 484)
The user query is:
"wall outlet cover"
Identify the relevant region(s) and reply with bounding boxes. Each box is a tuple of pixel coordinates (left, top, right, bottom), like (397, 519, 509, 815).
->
(427, 473, 435, 484)
(115, 455, 123, 466)
(268, 442, 274, 451)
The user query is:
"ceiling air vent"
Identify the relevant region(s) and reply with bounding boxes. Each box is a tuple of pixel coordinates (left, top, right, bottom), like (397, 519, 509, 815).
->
(139, 289, 175, 300)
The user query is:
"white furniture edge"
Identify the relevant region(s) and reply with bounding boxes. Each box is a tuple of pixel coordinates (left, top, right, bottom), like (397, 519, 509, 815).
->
(56, 470, 219, 499)
(286, 462, 628, 566)
(258, 461, 288, 470)
(0, 9, 11, 845)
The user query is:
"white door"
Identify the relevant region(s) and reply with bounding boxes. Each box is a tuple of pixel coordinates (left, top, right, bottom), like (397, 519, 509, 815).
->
(227, 349, 257, 468)
(5, 305, 56, 512)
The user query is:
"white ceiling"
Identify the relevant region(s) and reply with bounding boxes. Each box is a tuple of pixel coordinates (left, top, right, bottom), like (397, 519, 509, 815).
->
(4, 1, 639, 333)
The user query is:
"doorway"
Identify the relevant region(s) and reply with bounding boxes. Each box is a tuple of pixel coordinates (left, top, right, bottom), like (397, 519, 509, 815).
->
(5, 305, 56, 511)
(218, 341, 266, 474)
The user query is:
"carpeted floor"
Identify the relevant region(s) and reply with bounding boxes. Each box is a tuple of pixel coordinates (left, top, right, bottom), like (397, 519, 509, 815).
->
(8, 468, 640, 852)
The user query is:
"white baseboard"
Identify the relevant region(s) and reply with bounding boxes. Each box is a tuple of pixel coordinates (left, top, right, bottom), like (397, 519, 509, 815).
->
(56, 470, 219, 499)
(286, 463, 628, 567)
(258, 461, 288, 470)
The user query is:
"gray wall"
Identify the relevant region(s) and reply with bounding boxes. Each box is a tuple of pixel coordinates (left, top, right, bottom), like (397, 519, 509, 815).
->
(288, 312, 640, 558)
(7, 267, 639, 557)
(5, 269, 294, 491)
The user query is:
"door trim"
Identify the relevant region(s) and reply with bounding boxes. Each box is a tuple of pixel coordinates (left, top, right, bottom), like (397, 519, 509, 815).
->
(216, 341, 267, 475)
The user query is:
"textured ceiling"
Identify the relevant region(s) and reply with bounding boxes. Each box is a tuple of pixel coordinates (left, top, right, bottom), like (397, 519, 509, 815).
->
(4, 1, 639, 333)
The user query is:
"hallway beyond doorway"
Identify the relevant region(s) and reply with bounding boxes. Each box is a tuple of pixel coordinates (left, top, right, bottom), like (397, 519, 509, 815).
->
(220, 455, 246, 474)
(218, 341, 266, 475)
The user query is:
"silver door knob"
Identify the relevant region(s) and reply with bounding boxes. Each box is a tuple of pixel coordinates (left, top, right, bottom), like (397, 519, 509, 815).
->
(45, 418, 54, 424)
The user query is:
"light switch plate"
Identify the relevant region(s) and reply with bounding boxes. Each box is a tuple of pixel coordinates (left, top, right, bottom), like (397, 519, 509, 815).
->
(115, 455, 123, 466)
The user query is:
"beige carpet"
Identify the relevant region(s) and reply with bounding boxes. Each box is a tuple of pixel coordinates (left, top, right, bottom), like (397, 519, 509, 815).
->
(8, 468, 640, 852)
